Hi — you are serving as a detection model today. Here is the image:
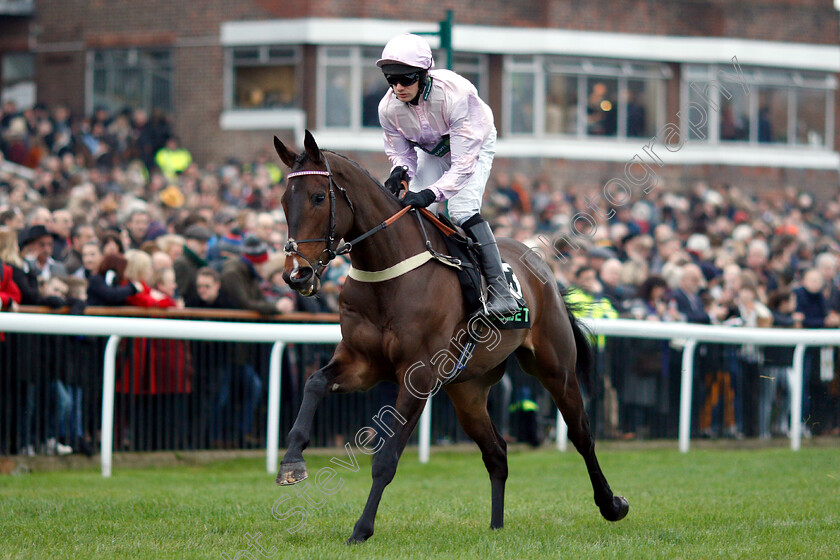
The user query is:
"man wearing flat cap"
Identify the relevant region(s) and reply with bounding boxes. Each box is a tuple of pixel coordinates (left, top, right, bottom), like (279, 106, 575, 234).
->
(174, 224, 212, 304)
(20, 224, 67, 281)
(220, 235, 290, 315)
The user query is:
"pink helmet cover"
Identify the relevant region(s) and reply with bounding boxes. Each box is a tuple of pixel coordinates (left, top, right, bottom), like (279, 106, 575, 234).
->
(376, 33, 435, 70)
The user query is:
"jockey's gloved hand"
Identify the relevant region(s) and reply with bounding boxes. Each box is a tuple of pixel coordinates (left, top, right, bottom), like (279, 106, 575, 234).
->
(401, 188, 436, 208)
(385, 166, 409, 195)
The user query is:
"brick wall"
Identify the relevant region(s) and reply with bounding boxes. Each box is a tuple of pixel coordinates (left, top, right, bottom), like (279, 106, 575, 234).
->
(31, 0, 838, 46)
(254, 0, 838, 44)
(0, 18, 29, 51)
(34, 52, 86, 116)
(34, 0, 271, 42)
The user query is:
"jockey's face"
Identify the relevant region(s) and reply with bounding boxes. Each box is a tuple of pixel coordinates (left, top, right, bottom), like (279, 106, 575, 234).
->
(389, 78, 420, 103)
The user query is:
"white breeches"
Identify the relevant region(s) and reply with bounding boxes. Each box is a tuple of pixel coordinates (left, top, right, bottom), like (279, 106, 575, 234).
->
(410, 129, 496, 226)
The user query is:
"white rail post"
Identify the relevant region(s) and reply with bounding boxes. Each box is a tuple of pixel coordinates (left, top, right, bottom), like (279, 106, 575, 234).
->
(790, 344, 806, 452)
(100, 335, 122, 477)
(418, 397, 432, 463)
(266, 342, 285, 474)
(678, 340, 697, 453)
(556, 410, 568, 451)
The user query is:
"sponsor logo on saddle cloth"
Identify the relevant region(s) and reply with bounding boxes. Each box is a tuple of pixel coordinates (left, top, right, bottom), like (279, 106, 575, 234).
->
(491, 263, 530, 330)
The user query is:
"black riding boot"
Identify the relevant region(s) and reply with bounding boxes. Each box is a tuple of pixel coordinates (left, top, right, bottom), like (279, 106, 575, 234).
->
(463, 215, 520, 318)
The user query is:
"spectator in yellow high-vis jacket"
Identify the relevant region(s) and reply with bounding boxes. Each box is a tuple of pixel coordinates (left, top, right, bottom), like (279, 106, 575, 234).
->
(566, 265, 621, 438)
(565, 265, 619, 349)
(154, 136, 192, 180)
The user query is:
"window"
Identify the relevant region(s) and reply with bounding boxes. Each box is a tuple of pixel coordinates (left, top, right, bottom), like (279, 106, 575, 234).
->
(758, 87, 788, 143)
(504, 56, 669, 139)
(545, 74, 577, 135)
(1, 52, 35, 108)
(451, 53, 486, 96)
(682, 65, 836, 148)
(586, 77, 618, 137)
(362, 48, 389, 129)
(319, 46, 489, 131)
(229, 46, 300, 110)
(796, 88, 827, 146)
(510, 72, 536, 134)
(91, 49, 172, 115)
(2, 51, 33, 87)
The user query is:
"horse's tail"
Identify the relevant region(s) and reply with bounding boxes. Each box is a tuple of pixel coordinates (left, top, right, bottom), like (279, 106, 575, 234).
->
(561, 290, 593, 396)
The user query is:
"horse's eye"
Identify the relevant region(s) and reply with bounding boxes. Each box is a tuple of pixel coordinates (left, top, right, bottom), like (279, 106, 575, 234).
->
(311, 193, 326, 205)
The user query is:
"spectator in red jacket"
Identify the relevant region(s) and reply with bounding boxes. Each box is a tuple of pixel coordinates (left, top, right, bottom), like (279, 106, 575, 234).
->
(0, 227, 22, 311)
(118, 249, 193, 450)
(0, 260, 21, 312)
(0, 227, 25, 309)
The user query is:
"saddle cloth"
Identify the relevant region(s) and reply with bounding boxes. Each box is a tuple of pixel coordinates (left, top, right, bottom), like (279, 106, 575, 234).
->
(436, 214, 530, 330)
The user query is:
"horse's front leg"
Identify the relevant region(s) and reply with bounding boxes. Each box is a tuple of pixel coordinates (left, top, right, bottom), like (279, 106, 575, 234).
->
(278, 343, 366, 485)
(347, 370, 433, 544)
(276, 364, 330, 485)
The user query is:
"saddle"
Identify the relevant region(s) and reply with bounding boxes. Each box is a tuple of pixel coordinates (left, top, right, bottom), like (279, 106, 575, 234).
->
(427, 212, 529, 330)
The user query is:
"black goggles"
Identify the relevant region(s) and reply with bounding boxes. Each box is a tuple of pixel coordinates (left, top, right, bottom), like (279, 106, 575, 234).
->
(385, 72, 422, 87)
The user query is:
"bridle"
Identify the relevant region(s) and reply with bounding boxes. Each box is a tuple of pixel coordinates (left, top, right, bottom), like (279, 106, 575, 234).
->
(283, 155, 353, 280)
(283, 153, 451, 282)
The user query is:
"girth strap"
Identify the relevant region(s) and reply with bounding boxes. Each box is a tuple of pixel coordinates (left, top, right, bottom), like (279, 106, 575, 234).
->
(347, 251, 461, 283)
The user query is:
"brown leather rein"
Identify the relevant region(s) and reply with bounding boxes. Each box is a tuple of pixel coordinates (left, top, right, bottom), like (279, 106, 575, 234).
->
(283, 171, 456, 278)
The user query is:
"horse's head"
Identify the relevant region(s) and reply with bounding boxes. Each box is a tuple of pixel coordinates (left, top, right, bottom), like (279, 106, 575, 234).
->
(274, 130, 353, 296)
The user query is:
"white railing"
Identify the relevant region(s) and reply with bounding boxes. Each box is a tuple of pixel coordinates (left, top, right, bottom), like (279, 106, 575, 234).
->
(579, 318, 840, 454)
(2, 313, 340, 477)
(2, 313, 838, 477)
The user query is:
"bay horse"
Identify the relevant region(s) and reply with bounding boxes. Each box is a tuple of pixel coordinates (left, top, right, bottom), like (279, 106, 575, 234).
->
(274, 130, 628, 543)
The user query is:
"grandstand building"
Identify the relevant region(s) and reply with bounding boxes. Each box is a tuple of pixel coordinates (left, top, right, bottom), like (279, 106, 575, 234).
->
(1, 0, 839, 195)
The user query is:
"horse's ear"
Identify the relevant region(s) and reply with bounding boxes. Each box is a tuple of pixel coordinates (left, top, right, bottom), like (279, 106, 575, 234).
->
(273, 136, 297, 168)
(303, 129, 322, 164)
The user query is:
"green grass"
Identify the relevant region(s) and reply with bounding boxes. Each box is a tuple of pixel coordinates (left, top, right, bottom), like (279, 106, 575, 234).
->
(1, 446, 838, 559)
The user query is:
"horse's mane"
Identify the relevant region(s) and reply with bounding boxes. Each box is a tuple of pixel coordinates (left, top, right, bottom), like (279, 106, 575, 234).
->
(323, 150, 398, 201)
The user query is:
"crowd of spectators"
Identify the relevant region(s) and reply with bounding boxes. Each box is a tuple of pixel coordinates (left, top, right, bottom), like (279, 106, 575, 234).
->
(486, 170, 840, 441)
(0, 100, 334, 456)
(1, 99, 839, 455)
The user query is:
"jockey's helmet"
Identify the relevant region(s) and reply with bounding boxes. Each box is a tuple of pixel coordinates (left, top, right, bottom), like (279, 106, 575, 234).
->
(376, 33, 435, 75)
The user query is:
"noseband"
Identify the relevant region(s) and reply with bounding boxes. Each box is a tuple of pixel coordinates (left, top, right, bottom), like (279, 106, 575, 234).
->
(283, 155, 354, 279)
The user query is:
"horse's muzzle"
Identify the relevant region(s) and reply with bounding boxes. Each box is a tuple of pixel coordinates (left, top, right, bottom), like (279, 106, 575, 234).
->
(283, 267, 319, 296)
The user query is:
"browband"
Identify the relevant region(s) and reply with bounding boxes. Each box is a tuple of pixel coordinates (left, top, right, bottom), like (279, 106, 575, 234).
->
(286, 170, 331, 178)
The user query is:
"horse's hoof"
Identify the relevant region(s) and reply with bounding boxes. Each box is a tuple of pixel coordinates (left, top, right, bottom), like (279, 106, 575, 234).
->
(276, 461, 308, 485)
(600, 495, 630, 522)
(346, 531, 372, 545)
(346, 522, 373, 544)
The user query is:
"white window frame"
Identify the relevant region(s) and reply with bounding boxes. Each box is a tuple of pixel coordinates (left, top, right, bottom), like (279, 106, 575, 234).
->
(220, 45, 305, 136)
(316, 46, 490, 133)
(680, 64, 836, 150)
(503, 55, 670, 140)
(317, 46, 365, 131)
(224, 45, 301, 111)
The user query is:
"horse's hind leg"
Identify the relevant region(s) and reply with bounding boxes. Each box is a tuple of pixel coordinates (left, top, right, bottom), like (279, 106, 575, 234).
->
(549, 373, 629, 521)
(445, 368, 508, 530)
(348, 380, 430, 544)
(517, 341, 629, 522)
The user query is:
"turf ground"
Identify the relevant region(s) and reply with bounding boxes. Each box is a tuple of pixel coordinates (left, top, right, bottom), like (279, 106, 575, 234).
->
(0, 444, 838, 559)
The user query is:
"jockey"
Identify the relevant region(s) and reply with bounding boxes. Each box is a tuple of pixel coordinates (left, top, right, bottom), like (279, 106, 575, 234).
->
(376, 33, 519, 317)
